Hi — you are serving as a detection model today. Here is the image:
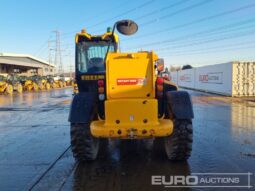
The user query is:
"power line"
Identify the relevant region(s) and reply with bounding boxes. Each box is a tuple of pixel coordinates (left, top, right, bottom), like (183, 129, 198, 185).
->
(139, 0, 214, 27)
(154, 29, 255, 52)
(126, 2, 255, 42)
(52, 30, 63, 75)
(147, 20, 255, 50)
(126, 20, 255, 51)
(92, 0, 192, 34)
(161, 44, 255, 57)
(158, 40, 255, 55)
(48, 40, 55, 65)
(48, 20, 255, 64)
(94, 0, 214, 34)
(34, 39, 50, 56)
(61, 0, 155, 37)
(136, 0, 191, 21)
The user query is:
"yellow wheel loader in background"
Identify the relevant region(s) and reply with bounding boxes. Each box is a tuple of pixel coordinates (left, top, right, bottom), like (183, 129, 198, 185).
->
(46, 75, 56, 89)
(0, 75, 13, 94)
(7, 74, 23, 93)
(72, 80, 78, 95)
(65, 77, 74, 86)
(69, 20, 194, 161)
(21, 76, 39, 91)
(44, 77, 51, 90)
(31, 75, 51, 90)
(50, 76, 66, 88)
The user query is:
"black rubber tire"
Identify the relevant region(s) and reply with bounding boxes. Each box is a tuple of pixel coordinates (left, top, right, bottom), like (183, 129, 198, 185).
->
(71, 123, 99, 161)
(164, 119, 193, 161)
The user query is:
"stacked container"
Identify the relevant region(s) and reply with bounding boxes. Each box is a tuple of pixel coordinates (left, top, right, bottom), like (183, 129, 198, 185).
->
(170, 62, 255, 97)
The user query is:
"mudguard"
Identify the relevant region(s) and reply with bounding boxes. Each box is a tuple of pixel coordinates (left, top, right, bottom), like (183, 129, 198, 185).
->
(166, 91, 194, 119)
(68, 92, 97, 123)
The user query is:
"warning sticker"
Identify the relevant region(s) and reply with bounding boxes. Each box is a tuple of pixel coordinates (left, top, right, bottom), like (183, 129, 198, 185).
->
(117, 78, 146, 85)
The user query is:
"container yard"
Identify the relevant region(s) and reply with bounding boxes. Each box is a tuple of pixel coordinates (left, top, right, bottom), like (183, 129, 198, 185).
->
(171, 62, 255, 96)
(1, 0, 255, 191)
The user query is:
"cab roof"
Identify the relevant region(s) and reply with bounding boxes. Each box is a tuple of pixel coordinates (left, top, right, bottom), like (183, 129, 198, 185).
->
(75, 30, 118, 43)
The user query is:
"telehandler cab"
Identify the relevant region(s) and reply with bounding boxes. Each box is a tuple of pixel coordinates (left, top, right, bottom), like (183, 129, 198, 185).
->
(69, 20, 194, 161)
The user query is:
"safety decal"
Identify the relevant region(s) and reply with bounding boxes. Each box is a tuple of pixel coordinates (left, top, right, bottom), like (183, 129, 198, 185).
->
(117, 78, 146, 85)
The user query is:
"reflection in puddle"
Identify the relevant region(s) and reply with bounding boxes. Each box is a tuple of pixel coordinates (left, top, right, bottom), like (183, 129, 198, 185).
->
(71, 140, 191, 191)
(231, 104, 255, 133)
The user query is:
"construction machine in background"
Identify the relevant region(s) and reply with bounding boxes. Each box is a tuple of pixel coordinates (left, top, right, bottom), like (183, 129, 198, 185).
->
(21, 76, 39, 91)
(68, 20, 194, 162)
(64, 77, 74, 86)
(72, 80, 78, 95)
(43, 76, 51, 90)
(0, 75, 13, 94)
(52, 76, 66, 88)
(7, 74, 23, 93)
(46, 75, 56, 89)
(31, 75, 51, 90)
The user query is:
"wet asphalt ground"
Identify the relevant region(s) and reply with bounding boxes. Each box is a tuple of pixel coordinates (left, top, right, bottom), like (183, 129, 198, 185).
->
(0, 88, 254, 191)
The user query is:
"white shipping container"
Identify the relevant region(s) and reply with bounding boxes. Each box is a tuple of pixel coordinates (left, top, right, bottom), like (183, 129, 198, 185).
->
(195, 63, 233, 95)
(232, 62, 255, 96)
(177, 69, 195, 89)
(170, 71, 178, 84)
(169, 62, 255, 97)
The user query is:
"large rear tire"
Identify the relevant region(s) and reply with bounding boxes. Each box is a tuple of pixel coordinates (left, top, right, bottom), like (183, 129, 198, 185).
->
(164, 119, 193, 161)
(71, 123, 99, 161)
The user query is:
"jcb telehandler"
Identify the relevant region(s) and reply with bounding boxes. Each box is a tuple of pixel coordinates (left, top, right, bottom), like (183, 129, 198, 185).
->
(69, 20, 194, 161)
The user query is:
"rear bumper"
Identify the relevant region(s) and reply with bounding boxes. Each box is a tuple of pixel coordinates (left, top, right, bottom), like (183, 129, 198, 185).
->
(91, 119, 173, 138)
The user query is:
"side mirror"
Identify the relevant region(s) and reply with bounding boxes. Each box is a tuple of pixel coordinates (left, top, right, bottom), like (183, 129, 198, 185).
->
(157, 59, 164, 72)
(116, 20, 138, 35)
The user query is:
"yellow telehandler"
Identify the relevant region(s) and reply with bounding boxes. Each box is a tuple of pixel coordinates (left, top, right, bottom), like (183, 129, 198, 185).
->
(69, 20, 194, 161)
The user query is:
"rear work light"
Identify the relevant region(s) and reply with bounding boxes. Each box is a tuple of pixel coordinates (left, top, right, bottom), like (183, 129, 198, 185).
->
(156, 77, 164, 85)
(156, 77, 164, 98)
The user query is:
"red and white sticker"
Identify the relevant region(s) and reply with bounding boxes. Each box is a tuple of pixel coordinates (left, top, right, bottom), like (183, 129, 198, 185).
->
(117, 78, 146, 85)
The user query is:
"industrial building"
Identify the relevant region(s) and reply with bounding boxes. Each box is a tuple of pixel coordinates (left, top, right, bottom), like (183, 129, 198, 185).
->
(0, 53, 55, 76)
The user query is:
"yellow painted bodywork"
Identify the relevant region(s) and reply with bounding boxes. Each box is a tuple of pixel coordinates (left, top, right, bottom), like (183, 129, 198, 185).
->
(91, 99, 173, 138)
(90, 51, 173, 139)
(0, 81, 13, 94)
(51, 80, 66, 88)
(106, 52, 158, 99)
(23, 80, 34, 91)
(74, 28, 173, 139)
(75, 31, 118, 44)
(73, 82, 78, 94)
(0, 81, 7, 93)
(23, 80, 39, 91)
